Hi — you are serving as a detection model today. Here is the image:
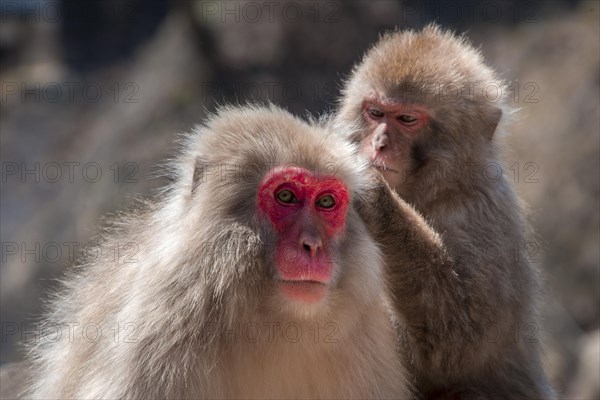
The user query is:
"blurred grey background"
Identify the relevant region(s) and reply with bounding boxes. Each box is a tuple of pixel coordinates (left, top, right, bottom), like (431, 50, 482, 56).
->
(0, 0, 598, 397)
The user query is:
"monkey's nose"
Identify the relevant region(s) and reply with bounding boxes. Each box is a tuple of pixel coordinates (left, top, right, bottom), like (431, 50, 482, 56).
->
(300, 234, 322, 258)
(371, 132, 388, 151)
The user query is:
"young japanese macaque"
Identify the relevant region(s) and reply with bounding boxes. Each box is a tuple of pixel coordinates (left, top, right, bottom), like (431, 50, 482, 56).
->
(24, 106, 411, 399)
(335, 24, 556, 399)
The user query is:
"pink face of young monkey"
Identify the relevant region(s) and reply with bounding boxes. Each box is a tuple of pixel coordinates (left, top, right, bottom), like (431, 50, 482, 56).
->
(360, 98, 432, 189)
(257, 166, 350, 305)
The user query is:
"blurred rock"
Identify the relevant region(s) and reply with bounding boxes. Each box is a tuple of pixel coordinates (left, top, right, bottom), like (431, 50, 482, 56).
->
(566, 330, 600, 399)
(0, 9, 205, 364)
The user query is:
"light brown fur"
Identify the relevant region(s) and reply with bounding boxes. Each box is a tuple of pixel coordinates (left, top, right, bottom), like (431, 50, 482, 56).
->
(24, 105, 411, 399)
(336, 25, 555, 399)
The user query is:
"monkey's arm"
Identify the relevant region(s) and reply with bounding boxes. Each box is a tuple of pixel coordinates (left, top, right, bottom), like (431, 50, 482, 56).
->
(356, 176, 463, 343)
(356, 175, 547, 396)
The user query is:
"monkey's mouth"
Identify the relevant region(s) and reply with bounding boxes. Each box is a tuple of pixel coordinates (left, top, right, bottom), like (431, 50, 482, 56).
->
(373, 165, 400, 174)
(278, 280, 328, 304)
(371, 162, 399, 173)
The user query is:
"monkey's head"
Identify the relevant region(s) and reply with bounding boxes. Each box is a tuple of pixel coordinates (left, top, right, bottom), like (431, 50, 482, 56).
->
(177, 106, 381, 320)
(337, 24, 508, 195)
(255, 165, 350, 305)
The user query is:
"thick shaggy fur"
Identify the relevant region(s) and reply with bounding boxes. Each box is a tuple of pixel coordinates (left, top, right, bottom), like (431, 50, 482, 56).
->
(25, 106, 411, 399)
(336, 25, 555, 399)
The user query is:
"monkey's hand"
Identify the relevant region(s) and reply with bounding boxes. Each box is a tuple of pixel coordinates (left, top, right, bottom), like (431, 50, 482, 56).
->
(355, 169, 404, 240)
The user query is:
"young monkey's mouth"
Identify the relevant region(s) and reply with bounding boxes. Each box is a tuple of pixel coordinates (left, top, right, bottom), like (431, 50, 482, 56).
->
(371, 162, 399, 173)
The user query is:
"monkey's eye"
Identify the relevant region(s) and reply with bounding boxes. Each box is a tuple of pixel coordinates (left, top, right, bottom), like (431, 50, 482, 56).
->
(368, 108, 384, 119)
(398, 114, 417, 124)
(275, 189, 299, 204)
(316, 194, 336, 209)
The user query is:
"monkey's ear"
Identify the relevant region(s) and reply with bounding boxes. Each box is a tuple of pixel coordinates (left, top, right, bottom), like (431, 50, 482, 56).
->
(192, 156, 208, 195)
(482, 107, 503, 140)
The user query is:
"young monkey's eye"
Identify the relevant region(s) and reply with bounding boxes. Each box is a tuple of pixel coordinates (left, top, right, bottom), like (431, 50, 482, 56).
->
(276, 189, 298, 204)
(398, 114, 417, 124)
(316, 194, 336, 209)
(369, 108, 384, 118)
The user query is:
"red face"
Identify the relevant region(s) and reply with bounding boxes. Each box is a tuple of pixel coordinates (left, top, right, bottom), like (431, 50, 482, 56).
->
(361, 98, 431, 189)
(257, 166, 350, 305)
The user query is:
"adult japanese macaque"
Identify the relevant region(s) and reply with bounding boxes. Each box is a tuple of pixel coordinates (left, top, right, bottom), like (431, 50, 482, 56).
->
(25, 106, 411, 399)
(335, 25, 555, 399)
